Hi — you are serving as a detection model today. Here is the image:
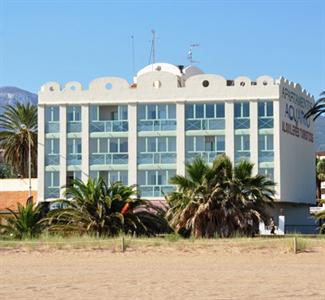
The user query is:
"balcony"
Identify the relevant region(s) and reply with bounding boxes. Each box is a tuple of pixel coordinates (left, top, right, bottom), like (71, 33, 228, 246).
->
(45, 121, 60, 133)
(45, 154, 60, 166)
(235, 151, 250, 162)
(138, 152, 176, 164)
(186, 151, 224, 163)
(186, 119, 225, 131)
(67, 154, 82, 165)
(258, 151, 274, 163)
(90, 153, 128, 165)
(138, 120, 176, 131)
(45, 187, 60, 199)
(90, 120, 128, 133)
(258, 117, 274, 129)
(234, 118, 250, 129)
(138, 185, 176, 197)
(67, 121, 81, 133)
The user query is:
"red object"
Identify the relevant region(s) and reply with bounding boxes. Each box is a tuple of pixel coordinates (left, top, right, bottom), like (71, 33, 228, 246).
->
(121, 203, 130, 215)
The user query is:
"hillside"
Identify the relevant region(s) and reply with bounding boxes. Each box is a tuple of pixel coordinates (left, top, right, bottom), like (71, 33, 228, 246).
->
(0, 86, 38, 114)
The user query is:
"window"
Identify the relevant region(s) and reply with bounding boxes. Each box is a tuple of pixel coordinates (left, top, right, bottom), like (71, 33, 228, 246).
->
(195, 104, 204, 118)
(148, 105, 156, 119)
(186, 104, 194, 119)
(119, 106, 128, 120)
(45, 106, 59, 121)
(205, 136, 215, 151)
(158, 104, 167, 119)
(258, 135, 274, 151)
(110, 139, 118, 153)
(67, 139, 81, 154)
(259, 168, 274, 182)
(206, 104, 215, 118)
(148, 138, 156, 152)
(67, 106, 81, 122)
(235, 135, 249, 150)
(216, 104, 225, 118)
(234, 102, 249, 118)
(168, 104, 176, 119)
(138, 137, 176, 153)
(216, 136, 225, 152)
(258, 101, 273, 117)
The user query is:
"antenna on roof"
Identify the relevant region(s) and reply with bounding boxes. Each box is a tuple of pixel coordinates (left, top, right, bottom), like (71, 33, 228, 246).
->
(131, 35, 135, 74)
(148, 30, 156, 66)
(187, 43, 199, 64)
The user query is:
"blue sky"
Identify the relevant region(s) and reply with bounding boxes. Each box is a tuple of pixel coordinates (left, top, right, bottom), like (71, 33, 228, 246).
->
(0, 0, 324, 97)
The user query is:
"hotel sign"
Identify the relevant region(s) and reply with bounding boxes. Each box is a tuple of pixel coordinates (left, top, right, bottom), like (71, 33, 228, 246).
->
(281, 87, 313, 143)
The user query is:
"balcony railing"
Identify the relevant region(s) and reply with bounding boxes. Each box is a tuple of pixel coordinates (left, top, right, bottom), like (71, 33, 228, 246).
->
(258, 117, 274, 129)
(90, 120, 128, 133)
(45, 187, 60, 199)
(45, 121, 60, 133)
(186, 151, 225, 163)
(138, 152, 176, 164)
(186, 119, 225, 131)
(258, 151, 274, 163)
(138, 120, 176, 131)
(90, 153, 128, 165)
(45, 154, 60, 166)
(234, 118, 250, 129)
(67, 121, 81, 133)
(138, 185, 176, 197)
(67, 154, 82, 165)
(235, 151, 250, 162)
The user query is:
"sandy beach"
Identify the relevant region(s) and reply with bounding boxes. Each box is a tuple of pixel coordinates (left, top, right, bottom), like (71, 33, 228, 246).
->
(1, 240, 325, 300)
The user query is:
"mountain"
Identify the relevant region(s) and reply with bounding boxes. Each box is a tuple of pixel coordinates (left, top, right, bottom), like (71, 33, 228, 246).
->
(0, 86, 38, 114)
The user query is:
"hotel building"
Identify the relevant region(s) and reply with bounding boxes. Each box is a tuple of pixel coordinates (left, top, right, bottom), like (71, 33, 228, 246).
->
(38, 63, 316, 233)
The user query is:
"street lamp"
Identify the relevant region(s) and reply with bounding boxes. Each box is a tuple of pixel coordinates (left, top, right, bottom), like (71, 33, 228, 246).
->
(21, 124, 32, 201)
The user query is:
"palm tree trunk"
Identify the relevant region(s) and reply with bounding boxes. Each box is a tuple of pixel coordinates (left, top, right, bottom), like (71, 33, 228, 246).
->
(317, 178, 321, 202)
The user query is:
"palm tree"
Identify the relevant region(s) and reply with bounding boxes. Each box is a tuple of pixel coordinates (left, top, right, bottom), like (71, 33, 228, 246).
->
(314, 200, 325, 233)
(44, 177, 169, 237)
(0, 202, 46, 239)
(166, 156, 275, 238)
(316, 158, 325, 201)
(0, 103, 38, 177)
(305, 91, 325, 120)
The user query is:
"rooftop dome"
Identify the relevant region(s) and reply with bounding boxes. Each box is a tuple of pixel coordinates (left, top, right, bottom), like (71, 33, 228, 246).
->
(136, 63, 204, 81)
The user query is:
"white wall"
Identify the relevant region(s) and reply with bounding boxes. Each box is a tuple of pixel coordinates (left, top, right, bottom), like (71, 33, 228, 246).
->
(0, 178, 38, 191)
(279, 78, 316, 204)
(38, 63, 315, 205)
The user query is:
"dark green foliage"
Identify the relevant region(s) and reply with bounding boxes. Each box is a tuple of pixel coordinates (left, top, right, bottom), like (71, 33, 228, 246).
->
(0, 202, 46, 239)
(166, 155, 275, 238)
(43, 177, 170, 237)
(0, 163, 15, 178)
(0, 103, 37, 177)
(305, 91, 325, 121)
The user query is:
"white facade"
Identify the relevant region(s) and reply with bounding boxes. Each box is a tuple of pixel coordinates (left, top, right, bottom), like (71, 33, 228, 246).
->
(38, 63, 316, 231)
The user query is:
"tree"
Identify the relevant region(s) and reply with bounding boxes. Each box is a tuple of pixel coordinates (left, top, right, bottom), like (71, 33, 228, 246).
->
(316, 158, 325, 200)
(0, 163, 15, 178)
(44, 177, 169, 237)
(314, 200, 325, 233)
(166, 156, 275, 238)
(0, 103, 37, 177)
(305, 91, 325, 120)
(0, 202, 46, 239)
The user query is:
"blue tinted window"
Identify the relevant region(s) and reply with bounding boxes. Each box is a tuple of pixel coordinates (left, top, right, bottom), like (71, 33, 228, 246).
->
(206, 104, 215, 118)
(186, 104, 194, 118)
(195, 104, 204, 118)
(216, 104, 225, 118)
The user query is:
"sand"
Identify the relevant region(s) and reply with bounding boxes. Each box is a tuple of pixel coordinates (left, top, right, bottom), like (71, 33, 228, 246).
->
(1, 242, 325, 300)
